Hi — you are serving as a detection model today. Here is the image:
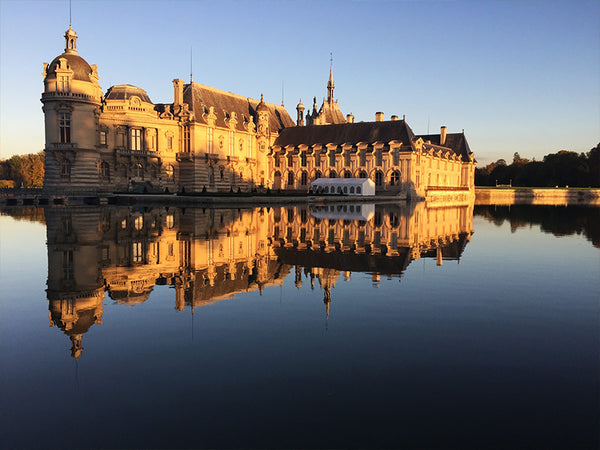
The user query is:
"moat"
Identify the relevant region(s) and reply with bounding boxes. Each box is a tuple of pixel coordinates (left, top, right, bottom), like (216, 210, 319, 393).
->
(0, 202, 598, 449)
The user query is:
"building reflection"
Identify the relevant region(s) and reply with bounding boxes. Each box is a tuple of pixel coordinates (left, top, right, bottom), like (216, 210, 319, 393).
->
(46, 201, 474, 358)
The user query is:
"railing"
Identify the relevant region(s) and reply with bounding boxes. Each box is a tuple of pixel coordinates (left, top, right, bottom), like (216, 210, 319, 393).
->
(47, 142, 77, 150)
(117, 149, 160, 158)
(41, 92, 99, 102)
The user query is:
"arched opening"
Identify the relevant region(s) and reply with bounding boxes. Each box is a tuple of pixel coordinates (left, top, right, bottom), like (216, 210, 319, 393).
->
(359, 170, 367, 178)
(208, 166, 215, 186)
(273, 171, 282, 190)
(135, 163, 144, 180)
(301, 171, 308, 186)
(99, 162, 110, 181)
(375, 170, 383, 187)
(166, 165, 175, 182)
(314, 170, 322, 180)
(60, 159, 71, 179)
(344, 170, 352, 178)
(390, 170, 401, 186)
(329, 170, 337, 178)
(287, 171, 294, 187)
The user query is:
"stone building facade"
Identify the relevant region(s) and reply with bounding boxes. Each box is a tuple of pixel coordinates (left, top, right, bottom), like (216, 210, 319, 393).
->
(42, 27, 475, 198)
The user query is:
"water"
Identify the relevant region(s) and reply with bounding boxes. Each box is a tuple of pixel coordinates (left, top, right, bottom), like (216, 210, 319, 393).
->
(0, 203, 598, 449)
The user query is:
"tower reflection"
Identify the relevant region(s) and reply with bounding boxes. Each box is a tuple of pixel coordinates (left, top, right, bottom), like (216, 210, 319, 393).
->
(46, 201, 474, 358)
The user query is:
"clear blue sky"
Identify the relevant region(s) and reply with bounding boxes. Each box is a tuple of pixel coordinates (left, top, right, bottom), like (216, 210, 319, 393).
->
(1, 0, 598, 164)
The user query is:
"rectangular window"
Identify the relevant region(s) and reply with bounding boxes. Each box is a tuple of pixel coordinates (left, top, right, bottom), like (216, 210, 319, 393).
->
(314, 152, 321, 166)
(59, 76, 70, 92)
(131, 129, 142, 150)
(344, 151, 351, 167)
(329, 151, 336, 167)
(99, 130, 107, 146)
(393, 148, 399, 166)
(359, 151, 366, 167)
(275, 155, 280, 167)
(167, 136, 173, 150)
(287, 154, 293, 167)
(207, 128, 213, 153)
(133, 242, 143, 263)
(62, 250, 74, 280)
(59, 112, 71, 143)
(301, 152, 307, 167)
(183, 127, 190, 152)
(376, 149, 383, 166)
(313, 228, 320, 243)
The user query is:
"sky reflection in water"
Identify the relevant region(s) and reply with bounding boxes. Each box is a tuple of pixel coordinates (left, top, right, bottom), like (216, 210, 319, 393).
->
(0, 203, 597, 449)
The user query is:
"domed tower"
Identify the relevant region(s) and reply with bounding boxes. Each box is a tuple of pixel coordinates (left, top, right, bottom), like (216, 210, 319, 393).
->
(41, 26, 103, 191)
(296, 99, 305, 127)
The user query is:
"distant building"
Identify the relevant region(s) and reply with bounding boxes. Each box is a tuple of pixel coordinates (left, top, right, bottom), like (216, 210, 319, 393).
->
(42, 27, 475, 198)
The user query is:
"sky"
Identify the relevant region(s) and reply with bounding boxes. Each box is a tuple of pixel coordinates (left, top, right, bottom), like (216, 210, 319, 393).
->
(0, 0, 598, 165)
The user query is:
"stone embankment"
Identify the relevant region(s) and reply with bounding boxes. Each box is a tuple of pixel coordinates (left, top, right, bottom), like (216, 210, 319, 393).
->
(475, 188, 600, 206)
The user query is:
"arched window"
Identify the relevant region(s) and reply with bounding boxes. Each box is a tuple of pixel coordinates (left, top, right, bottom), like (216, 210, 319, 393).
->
(344, 170, 351, 178)
(314, 170, 322, 180)
(359, 170, 367, 178)
(350, 186, 355, 194)
(287, 171, 294, 186)
(60, 159, 71, 179)
(390, 170, 401, 186)
(329, 170, 337, 178)
(375, 170, 383, 186)
(136, 163, 144, 179)
(301, 171, 308, 186)
(357, 186, 362, 194)
(99, 161, 110, 180)
(166, 164, 175, 182)
(343, 186, 348, 193)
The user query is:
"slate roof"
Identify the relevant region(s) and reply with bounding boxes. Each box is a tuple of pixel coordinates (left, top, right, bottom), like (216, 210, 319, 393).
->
(105, 84, 153, 103)
(274, 120, 416, 147)
(317, 100, 346, 124)
(183, 82, 295, 133)
(46, 52, 94, 82)
(418, 132, 473, 160)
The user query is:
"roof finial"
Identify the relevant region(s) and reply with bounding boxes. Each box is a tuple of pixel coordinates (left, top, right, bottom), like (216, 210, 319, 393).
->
(69, 0, 72, 27)
(190, 46, 193, 83)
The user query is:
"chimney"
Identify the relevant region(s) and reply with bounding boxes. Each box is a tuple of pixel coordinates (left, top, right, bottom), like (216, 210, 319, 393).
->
(440, 126, 447, 146)
(346, 113, 354, 123)
(173, 78, 184, 106)
(375, 111, 384, 122)
(391, 115, 399, 121)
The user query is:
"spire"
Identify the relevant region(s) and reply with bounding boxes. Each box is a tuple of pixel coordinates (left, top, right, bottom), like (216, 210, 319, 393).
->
(327, 53, 335, 102)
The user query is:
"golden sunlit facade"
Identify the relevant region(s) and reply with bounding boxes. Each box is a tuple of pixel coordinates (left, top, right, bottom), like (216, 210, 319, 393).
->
(42, 27, 476, 198)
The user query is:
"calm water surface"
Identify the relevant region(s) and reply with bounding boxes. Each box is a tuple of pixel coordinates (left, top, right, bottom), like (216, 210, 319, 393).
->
(0, 203, 598, 449)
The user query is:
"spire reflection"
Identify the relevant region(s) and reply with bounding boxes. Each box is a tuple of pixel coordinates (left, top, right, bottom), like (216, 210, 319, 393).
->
(45, 201, 474, 358)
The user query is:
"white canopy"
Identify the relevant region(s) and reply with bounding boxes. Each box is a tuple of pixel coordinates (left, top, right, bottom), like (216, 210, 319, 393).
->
(310, 177, 375, 196)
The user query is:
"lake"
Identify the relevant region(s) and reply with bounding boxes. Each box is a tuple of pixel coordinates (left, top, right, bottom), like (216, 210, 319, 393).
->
(0, 202, 598, 449)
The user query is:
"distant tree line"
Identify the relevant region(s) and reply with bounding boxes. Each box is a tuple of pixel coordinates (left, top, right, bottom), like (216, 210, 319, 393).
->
(0, 152, 45, 188)
(475, 144, 600, 187)
(474, 204, 600, 248)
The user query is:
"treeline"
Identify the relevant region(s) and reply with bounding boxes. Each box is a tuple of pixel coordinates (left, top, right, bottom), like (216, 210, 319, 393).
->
(0, 152, 45, 188)
(475, 144, 600, 187)
(474, 204, 600, 248)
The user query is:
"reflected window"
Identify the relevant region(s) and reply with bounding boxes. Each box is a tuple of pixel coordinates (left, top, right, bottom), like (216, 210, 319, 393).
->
(132, 241, 143, 263)
(134, 216, 143, 230)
